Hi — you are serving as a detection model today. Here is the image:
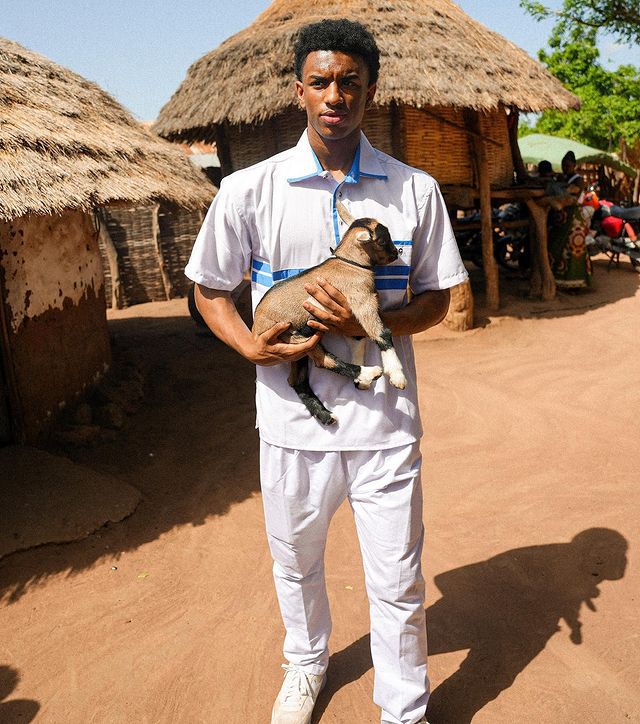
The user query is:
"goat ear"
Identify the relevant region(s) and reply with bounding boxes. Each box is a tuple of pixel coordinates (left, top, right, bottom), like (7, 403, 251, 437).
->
(355, 230, 370, 242)
(336, 200, 355, 226)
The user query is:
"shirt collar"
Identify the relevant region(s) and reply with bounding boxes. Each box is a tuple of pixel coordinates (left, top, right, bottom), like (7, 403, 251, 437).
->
(286, 129, 388, 184)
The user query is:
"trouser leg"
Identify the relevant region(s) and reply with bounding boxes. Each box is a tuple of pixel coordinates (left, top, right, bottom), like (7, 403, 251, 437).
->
(260, 441, 346, 675)
(347, 443, 429, 724)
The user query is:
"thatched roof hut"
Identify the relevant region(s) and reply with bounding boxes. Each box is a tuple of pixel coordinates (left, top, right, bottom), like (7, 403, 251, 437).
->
(0, 38, 213, 443)
(154, 0, 580, 323)
(0, 37, 212, 221)
(154, 0, 578, 144)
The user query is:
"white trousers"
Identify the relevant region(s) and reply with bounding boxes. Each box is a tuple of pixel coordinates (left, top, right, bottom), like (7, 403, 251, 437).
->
(260, 440, 429, 724)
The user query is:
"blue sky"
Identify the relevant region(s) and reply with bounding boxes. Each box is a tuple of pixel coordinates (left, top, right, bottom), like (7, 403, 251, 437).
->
(3, 0, 639, 121)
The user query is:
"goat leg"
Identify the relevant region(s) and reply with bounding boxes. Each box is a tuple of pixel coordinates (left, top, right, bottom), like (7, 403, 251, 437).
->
(288, 358, 336, 425)
(354, 310, 407, 389)
(307, 343, 382, 390)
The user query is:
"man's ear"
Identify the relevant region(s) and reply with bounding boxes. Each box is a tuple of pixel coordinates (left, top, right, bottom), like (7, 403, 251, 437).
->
(294, 79, 305, 110)
(365, 82, 377, 110)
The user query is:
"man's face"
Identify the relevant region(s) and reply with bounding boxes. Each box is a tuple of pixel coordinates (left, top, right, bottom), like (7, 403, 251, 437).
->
(295, 50, 376, 142)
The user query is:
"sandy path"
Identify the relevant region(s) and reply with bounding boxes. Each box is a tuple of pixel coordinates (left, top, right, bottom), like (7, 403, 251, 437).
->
(1, 258, 639, 723)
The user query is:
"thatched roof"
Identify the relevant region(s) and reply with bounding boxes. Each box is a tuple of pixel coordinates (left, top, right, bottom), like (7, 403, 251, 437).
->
(0, 38, 214, 222)
(154, 0, 580, 141)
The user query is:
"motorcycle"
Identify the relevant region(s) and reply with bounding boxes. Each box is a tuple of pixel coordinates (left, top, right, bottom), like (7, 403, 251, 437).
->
(582, 188, 640, 272)
(454, 203, 531, 273)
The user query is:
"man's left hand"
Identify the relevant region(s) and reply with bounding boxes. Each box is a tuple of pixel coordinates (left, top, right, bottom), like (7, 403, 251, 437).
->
(303, 277, 366, 337)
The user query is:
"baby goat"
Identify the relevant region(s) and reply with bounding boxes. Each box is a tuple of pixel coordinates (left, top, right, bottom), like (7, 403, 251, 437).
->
(252, 202, 407, 425)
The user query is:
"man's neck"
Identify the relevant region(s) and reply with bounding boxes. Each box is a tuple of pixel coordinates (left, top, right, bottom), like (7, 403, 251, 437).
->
(307, 126, 361, 182)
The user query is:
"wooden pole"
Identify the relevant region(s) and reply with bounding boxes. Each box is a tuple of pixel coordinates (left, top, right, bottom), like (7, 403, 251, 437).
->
(96, 210, 124, 309)
(525, 199, 556, 300)
(389, 101, 407, 163)
(465, 110, 500, 310)
(215, 123, 233, 178)
(507, 107, 529, 184)
(151, 203, 173, 301)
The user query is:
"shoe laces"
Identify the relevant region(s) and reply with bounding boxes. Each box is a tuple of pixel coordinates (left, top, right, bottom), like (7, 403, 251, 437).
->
(280, 664, 315, 707)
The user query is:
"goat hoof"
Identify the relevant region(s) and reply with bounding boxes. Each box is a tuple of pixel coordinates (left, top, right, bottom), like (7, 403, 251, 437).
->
(389, 372, 407, 390)
(354, 365, 383, 390)
(316, 410, 337, 425)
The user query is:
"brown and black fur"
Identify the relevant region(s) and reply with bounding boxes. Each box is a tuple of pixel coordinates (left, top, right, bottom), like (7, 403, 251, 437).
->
(252, 203, 406, 425)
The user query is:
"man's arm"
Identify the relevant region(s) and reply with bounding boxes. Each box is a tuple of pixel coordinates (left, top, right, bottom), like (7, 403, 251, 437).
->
(302, 276, 450, 337)
(195, 284, 322, 366)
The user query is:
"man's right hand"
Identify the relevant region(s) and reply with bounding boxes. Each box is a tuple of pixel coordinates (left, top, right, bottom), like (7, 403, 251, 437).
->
(243, 322, 322, 367)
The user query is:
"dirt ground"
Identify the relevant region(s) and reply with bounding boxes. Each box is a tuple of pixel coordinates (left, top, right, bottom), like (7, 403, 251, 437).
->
(1, 257, 639, 724)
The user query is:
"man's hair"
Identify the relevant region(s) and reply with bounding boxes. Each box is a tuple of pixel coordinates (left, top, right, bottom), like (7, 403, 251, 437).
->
(294, 19, 380, 85)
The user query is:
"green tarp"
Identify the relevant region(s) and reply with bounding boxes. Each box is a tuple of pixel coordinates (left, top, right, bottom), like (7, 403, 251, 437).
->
(518, 133, 637, 177)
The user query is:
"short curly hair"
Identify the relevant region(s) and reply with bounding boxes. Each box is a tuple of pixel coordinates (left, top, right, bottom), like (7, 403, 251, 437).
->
(294, 19, 380, 85)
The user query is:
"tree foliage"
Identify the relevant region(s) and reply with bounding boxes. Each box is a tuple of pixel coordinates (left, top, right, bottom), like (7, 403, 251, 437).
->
(518, 18, 640, 155)
(520, 0, 640, 47)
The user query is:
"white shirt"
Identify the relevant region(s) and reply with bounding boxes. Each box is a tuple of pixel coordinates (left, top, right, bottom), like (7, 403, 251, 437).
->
(186, 130, 468, 451)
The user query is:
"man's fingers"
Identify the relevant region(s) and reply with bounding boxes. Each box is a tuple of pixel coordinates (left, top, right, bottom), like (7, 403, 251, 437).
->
(262, 321, 290, 342)
(306, 318, 331, 333)
(316, 276, 347, 304)
(305, 284, 345, 315)
(303, 302, 336, 323)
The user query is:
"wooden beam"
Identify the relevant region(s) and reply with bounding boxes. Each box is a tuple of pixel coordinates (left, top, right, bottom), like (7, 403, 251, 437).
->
(215, 123, 233, 178)
(507, 107, 529, 184)
(525, 200, 556, 301)
(95, 209, 124, 309)
(465, 109, 500, 310)
(389, 101, 407, 163)
(151, 204, 173, 301)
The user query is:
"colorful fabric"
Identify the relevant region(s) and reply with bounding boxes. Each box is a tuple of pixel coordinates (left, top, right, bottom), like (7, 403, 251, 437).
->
(548, 204, 593, 288)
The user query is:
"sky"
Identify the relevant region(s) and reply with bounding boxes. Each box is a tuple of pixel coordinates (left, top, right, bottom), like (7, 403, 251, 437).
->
(3, 0, 639, 122)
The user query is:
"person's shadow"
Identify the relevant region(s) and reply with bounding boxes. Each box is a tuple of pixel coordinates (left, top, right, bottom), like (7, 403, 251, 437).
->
(0, 665, 39, 723)
(312, 528, 628, 723)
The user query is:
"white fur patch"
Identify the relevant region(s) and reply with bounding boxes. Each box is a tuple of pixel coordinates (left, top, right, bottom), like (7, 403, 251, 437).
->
(381, 349, 407, 389)
(354, 365, 383, 390)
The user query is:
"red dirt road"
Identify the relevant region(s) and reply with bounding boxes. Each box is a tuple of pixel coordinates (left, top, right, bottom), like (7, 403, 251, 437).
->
(1, 258, 639, 723)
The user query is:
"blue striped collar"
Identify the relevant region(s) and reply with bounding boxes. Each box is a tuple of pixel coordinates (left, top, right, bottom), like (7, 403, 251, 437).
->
(286, 129, 388, 184)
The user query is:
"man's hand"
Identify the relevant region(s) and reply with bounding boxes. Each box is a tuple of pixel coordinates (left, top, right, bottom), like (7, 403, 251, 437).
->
(244, 322, 322, 367)
(195, 284, 322, 367)
(303, 277, 366, 337)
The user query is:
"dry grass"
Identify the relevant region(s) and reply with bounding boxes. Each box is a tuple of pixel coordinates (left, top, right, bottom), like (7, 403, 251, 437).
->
(0, 38, 214, 221)
(154, 0, 579, 141)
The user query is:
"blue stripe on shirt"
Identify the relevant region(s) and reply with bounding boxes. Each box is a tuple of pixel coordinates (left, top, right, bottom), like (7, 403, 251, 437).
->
(375, 278, 409, 291)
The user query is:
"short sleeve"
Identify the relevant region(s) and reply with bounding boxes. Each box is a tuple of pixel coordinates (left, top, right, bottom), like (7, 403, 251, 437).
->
(184, 178, 252, 291)
(409, 179, 468, 294)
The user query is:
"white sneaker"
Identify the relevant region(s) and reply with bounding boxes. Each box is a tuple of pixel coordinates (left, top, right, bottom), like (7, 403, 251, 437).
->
(270, 663, 326, 724)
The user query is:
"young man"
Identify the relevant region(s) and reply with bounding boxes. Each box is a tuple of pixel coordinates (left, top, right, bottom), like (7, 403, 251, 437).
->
(186, 19, 467, 724)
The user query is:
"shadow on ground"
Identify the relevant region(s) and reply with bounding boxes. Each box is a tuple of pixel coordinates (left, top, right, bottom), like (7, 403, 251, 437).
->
(312, 528, 628, 724)
(0, 312, 260, 602)
(0, 665, 39, 723)
(470, 257, 640, 326)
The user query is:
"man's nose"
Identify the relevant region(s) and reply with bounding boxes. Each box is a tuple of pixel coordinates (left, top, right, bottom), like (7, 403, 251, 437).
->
(325, 81, 342, 105)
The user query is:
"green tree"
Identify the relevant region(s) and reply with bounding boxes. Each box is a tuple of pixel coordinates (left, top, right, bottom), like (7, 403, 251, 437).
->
(520, 0, 640, 47)
(520, 24, 640, 155)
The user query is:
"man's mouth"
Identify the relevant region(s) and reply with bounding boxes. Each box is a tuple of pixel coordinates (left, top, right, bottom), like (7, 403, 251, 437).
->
(320, 112, 347, 126)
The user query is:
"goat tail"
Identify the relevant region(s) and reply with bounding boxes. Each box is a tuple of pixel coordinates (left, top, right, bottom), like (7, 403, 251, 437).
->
(288, 359, 337, 425)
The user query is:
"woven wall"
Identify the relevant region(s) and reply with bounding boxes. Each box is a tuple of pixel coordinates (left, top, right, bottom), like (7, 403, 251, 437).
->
(99, 204, 205, 308)
(226, 104, 512, 188)
(402, 105, 513, 187)
(478, 107, 514, 188)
